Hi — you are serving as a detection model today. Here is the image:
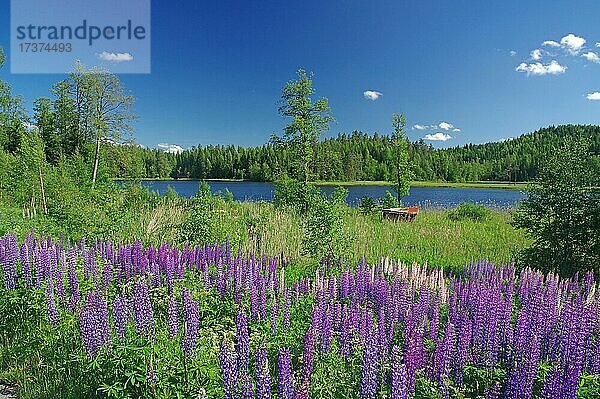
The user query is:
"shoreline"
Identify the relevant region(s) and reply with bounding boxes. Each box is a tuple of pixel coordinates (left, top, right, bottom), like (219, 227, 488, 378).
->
(113, 178, 527, 190)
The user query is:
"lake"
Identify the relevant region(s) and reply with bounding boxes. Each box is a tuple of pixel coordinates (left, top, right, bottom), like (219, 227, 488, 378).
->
(122, 180, 525, 209)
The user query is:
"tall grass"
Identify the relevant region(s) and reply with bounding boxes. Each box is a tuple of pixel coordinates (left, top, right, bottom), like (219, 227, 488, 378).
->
(0, 195, 528, 272)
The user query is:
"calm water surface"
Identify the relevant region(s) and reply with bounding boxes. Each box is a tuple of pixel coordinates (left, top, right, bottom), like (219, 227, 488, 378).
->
(123, 180, 525, 209)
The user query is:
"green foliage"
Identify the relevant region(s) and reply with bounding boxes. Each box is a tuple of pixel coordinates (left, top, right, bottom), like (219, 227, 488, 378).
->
(179, 188, 215, 246)
(176, 182, 235, 247)
(33, 97, 61, 164)
(273, 177, 311, 213)
(414, 375, 444, 399)
(302, 187, 349, 260)
(196, 181, 212, 198)
(379, 190, 399, 209)
(448, 201, 491, 221)
(271, 69, 334, 184)
(577, 374, 600, 399)
(513, 136, 600, 276)
(60, 124, 600, 184)
(222, 188, 234, 203)
(359, 196, 377, 216)
(164, 185, 179, 201)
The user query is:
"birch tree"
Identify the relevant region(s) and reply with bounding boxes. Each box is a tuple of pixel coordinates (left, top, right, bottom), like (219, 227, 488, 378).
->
(68, 62, 136, 186)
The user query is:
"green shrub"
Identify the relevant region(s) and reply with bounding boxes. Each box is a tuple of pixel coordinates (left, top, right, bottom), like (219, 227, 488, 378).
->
(164, 185, 179, 201)
(448, 201, 491, 221)
(178, 183, 219, 245)
(513, 136, 600, 277)
(379, 190, 398, 209)
(302, 187, 349, 260)
(359, 196, 377, 216)
(223, 188, 234, 202)
(273, 177, 311, 213)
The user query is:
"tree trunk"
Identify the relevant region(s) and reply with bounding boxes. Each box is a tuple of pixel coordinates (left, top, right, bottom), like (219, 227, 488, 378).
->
(397, 167, 402, 206)
(92, 135, 100, 188)
(39, 166, 48, 214)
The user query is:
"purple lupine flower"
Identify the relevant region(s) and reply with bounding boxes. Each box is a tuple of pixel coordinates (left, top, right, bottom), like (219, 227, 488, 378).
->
(295, 327, 315, 399)
(503, 302, 541, 399)
(339, 309, 352, 358)
(539, 366, 562, 399)
(434, 323, 456, 386)
(236, 311, 250, 372)
(333, 302, 342, 332)
(67, 248, 80, 313)
(283, 289, 291, 333)
(485, 382, 501, 399)
(78, 291, 110, 357)
(390, 345, 407, 399)
(55, 254, 66, 305)
(132, 279, 155, 338)
(168, 295, 180, 338)
(46, 279, 59, 325)
(270, 300, 279, 335)
(321, 307, 333, 353)
(181, 288, 200, 357)
(84, 248, 98, 285)
(97, 290, 111, 348)
(360, 326, 379, 399)
(278, 347, 295, 399)
(377, 307, 388, 361)
(259, 280, 268, 320)
(112, 294, 129, 340)
(250, 283, 259, 321)
(429, 301, 440, 341)
(255, 344, 271, 399)
(241, 374, 254, 399)
(454, 314, 472, 386)
(79, 301, 98, 357)
(20, 243, 32, 288)
(404, 326, 426, 395)
(102, 260, 112, 290)
(166, 257, 176, 295)
(220, 338, 238, 399)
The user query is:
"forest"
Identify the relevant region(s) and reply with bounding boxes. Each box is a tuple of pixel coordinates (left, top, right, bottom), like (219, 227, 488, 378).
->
(1, 44, 598, 185)
(105, 125, 600, 182)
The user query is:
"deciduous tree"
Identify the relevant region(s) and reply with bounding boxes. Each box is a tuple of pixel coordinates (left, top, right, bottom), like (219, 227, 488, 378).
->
(514, 136, 600, 276)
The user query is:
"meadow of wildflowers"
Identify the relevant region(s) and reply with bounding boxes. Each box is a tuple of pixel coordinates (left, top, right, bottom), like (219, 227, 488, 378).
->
(1, 231, 599, 398)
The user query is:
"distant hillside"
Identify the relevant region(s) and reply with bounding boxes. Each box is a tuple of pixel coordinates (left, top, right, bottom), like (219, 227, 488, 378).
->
(105, 124, 600, 183)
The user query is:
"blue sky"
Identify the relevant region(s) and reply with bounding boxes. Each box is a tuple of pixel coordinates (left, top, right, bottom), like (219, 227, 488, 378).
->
(1, 0, 600, 150)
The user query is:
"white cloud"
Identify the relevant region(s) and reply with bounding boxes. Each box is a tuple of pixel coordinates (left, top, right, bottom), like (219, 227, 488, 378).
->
(510, 50, 517, 56)
(438, 122, 454, 130)
(560, 33, 586, 54)
(413, 124, 427, 130)
(97, 51, 134, 62)
(542, 40, 561, 47)
(582, 51, 600, 63)
(586, 92, 600, 100)
(530, 49, 542, 60)
(363, 90, 382, 101)
(515, 60, 567, 76)
(424, 132, 452, 141)
(157, 143, 184, 154)
(596, 42, 600, 47)
(452, 128, 461, 132)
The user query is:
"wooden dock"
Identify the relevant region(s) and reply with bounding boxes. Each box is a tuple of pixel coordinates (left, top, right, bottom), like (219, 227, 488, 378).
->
(382, 206, 420, 222)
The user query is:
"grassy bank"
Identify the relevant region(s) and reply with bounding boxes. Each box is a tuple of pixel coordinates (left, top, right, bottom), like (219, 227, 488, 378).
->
(0, 195, 528, 272)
